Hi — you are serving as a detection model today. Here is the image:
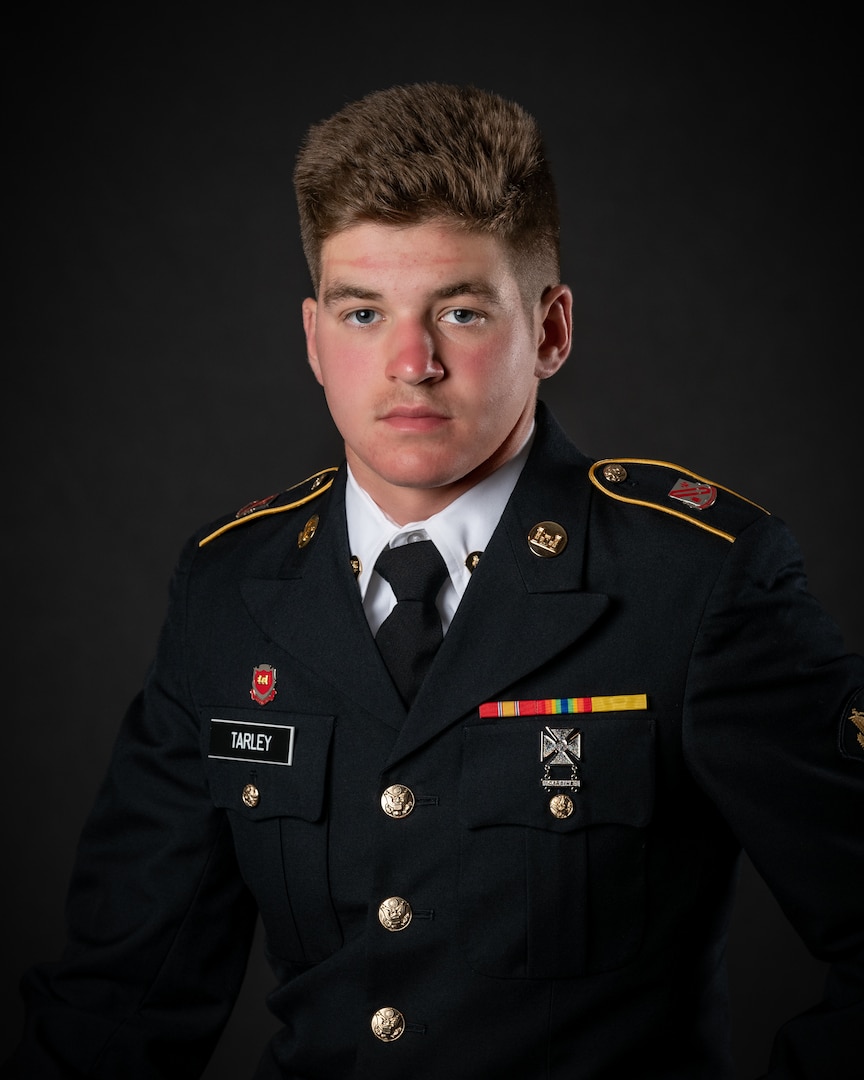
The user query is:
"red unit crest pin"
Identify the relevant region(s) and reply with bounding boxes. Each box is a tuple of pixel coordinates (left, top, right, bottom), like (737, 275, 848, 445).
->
(250, 664, 277, 705)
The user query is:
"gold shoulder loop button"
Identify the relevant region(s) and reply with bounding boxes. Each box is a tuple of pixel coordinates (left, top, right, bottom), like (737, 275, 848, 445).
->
(602, 462, 628, 483)
(198, 467, 338, 547)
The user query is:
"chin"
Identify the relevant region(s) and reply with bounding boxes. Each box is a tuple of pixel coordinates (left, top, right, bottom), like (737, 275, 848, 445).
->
(386, 469, 463, 492)
(374, 452, 466, 489)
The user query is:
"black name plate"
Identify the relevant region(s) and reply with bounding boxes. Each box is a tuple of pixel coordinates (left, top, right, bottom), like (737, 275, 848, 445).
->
(209, 718, 295, 766)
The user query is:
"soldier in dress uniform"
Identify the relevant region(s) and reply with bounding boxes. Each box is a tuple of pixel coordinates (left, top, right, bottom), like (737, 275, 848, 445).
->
(5, 82, 863, 1079)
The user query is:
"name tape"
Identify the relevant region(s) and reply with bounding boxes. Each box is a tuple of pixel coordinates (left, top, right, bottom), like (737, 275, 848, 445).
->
(209, 718, 295, 765)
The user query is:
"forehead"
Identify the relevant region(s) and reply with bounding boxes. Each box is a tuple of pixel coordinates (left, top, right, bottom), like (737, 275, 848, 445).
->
(318, 220, 518, 288)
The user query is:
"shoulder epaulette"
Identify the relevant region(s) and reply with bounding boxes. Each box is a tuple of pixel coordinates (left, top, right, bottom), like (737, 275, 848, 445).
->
(588, 458, 769, 543)
(198, 467, 338, 547)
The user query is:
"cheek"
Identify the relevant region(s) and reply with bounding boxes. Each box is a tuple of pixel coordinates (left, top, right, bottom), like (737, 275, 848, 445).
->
(315, 339, 367, 396)
(461, 341, 507, 382)
(468, 342, 534, 399)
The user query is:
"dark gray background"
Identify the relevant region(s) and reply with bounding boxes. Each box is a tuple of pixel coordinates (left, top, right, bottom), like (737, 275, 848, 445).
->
(5, 4, 861, 1076)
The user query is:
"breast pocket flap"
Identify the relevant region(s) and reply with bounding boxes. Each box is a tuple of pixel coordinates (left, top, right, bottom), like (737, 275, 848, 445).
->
(461, 714, 655, 831)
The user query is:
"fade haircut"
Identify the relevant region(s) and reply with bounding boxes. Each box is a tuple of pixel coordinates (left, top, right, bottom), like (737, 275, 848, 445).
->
(293, 83, 561, 302)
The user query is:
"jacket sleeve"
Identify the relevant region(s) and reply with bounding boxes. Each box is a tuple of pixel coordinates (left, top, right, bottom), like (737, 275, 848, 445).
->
(6, 541, 258, 1079)
(682, 513, 864, 1079)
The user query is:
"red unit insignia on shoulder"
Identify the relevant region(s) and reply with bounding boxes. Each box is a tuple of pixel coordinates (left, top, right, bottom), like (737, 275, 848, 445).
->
(668, 478, 718, 510)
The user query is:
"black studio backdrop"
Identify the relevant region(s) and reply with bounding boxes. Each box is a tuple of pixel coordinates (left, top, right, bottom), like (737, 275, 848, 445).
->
(5, 5, 862, 1077)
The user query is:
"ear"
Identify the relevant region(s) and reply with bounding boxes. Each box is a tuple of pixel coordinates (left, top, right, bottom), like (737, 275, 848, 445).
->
(534, 284, 573, 380)
(302, 297, 323, 385)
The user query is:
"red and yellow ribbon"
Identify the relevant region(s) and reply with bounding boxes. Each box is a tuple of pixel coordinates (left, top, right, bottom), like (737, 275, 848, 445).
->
(478, 694, 647, 718)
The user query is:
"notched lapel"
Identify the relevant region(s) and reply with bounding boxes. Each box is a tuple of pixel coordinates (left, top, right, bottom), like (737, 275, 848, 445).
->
(239, 476, 406, 728)
(387, 413, 610, 762)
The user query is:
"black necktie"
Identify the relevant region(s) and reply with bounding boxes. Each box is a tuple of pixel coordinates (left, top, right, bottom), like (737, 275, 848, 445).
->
(374, 540, 449, 706)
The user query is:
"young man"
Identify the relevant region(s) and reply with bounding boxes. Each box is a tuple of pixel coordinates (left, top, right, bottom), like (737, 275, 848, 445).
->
(7, 83, 862, 1078)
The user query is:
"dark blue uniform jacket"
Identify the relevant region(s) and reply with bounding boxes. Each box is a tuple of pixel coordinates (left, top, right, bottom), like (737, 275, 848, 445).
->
(8, 405, 864, 1078)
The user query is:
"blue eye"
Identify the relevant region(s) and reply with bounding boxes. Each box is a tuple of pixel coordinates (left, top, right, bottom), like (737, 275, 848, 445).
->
(444, 309, 479, 325)
(347, 309, 380, 325)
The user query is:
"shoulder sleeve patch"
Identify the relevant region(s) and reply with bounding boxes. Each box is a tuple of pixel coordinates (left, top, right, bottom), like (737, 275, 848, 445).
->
(198, 467, 338, 547)
(588, 458, 769, 543)
(840, 687, 864, 764)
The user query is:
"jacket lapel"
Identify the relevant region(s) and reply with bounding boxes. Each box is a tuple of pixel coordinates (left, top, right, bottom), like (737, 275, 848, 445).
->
(386, 406, 609, 765)
(239, 470, 407, 729)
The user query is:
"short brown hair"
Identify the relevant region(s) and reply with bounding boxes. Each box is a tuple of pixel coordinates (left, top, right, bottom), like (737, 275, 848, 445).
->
(293, 83, 561, 300)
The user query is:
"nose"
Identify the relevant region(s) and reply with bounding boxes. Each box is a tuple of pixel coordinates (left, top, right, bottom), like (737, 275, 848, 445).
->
(384, 319, 444, 384)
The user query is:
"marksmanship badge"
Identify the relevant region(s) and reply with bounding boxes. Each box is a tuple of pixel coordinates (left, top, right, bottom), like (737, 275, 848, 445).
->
(540, 727, 581, 790)
(250, 664, 277, 705)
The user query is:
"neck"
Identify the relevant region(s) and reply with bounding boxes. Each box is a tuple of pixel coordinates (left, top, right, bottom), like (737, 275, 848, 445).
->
(366, 478, 477, 527)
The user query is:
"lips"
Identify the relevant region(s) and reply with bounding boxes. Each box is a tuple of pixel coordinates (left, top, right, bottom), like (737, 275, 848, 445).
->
(379, 404, 451, 431)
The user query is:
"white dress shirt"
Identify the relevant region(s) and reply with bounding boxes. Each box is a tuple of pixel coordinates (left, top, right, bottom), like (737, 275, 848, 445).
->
(345, 429, 534, 636)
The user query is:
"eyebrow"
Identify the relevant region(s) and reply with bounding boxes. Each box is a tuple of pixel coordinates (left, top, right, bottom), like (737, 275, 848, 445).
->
(321, 283, 382, 305)
(438, 281, 502, 303)
(320, 279, 503, 307)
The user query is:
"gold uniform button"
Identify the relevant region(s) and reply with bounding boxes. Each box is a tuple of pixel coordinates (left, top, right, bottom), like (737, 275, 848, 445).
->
(378, 896, 413, 932)
(602, 462, 628, 483)
(242, 783, 260, 808)
(371, 1006, 405, 1042)
(380, 784, 415, 818)
(549, 794, 574, 819)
